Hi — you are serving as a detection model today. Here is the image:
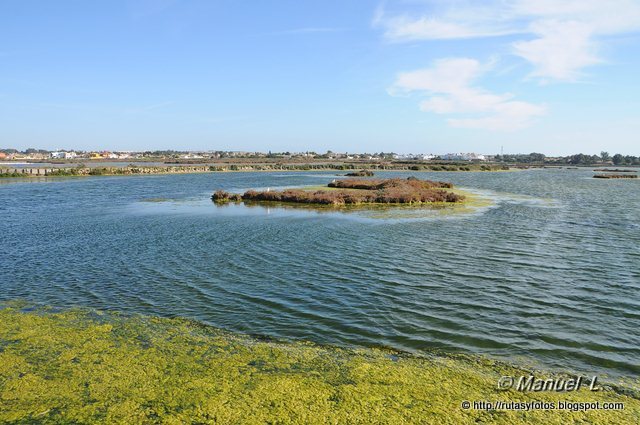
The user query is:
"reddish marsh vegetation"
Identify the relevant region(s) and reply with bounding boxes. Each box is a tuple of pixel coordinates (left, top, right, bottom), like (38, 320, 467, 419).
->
(328, 177, 453, 190)
(344, 170, 374, 177)
(212, 177, 464, 206)
(211, 190, 243, 202)
(593, 174, 637, 179)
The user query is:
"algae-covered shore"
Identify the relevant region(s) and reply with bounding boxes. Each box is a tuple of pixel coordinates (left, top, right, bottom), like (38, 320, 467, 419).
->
(1, 304, 638, 424)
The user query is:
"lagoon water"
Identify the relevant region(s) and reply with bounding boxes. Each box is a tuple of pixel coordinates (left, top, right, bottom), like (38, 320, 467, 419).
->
(1, 170, 639, 379)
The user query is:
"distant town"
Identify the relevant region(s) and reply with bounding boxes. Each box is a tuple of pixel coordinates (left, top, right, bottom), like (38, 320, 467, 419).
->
(1, 148, 639, 166)
(0, 148, 487, 162)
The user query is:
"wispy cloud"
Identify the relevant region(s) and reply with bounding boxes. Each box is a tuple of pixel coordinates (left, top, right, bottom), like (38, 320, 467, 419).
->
(124, 101, 173, 114)
(390, 58, 546, 131)
(375, 0, 640, 81)
(269, 27, 346, 35)
(373, 10, 519, 41)
(512, 20, 601, 82)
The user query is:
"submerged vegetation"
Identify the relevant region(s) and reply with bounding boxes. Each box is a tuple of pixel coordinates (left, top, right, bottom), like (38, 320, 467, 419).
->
(0, 304, 638, 424)
(212, 177, 464, 206)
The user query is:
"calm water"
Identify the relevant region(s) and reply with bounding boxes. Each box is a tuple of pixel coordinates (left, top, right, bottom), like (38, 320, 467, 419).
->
(1, 170, 639, 378)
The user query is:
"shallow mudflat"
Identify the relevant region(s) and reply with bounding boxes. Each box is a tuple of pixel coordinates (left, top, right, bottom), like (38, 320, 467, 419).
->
(1, 305, 638, 424)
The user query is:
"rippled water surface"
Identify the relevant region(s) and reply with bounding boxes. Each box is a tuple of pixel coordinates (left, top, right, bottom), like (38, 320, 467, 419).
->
(2, 170, 639, 378)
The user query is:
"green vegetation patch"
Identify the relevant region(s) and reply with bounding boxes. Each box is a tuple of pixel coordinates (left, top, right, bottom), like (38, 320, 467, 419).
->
(0, 304, 638, 424)
(0, 171, 25, 178)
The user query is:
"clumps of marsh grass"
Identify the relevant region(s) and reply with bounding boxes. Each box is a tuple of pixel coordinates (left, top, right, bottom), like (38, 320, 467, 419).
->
(0, 305, 638, 424)
(211, 190, 243, 202)
(241, 189, 364, 205)
(344, 170, 374, 177)
(327, 177, 454, 190)
(212, 177, 464, 206)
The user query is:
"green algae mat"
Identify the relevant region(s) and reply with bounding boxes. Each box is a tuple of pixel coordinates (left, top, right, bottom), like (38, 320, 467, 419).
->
(1, 305, 638, 424)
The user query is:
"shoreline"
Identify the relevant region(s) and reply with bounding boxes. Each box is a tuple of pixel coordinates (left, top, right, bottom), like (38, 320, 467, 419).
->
(1, 303, 638, 423)
(1, 163, 512, 179)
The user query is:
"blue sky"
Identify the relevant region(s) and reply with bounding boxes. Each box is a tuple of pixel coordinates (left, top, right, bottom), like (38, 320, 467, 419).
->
(1, 0, 639, 155)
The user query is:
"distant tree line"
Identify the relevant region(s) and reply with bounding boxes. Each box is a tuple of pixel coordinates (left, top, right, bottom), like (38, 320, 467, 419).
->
(496, 151, 640, 166)
(562, 152, 640, 165)
(495, 153, 547, 163)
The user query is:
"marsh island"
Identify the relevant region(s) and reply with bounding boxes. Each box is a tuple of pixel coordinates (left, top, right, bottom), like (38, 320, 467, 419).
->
(344, 169, 375, 177)
(593, 174, 638, 179)
(212, 177, 465, 206)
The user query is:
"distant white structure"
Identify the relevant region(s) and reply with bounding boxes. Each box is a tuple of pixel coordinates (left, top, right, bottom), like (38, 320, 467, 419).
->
(51, 151, 77, 159)
(393, 153, 437, 160)
(441, 153, 487, 161)
(180, 153, 204, 159)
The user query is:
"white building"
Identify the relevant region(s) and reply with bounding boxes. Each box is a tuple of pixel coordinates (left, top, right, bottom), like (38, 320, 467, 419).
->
(51, 151, 77, 159)
(441, 153, 487, 161)
(393, 153, 437, 160)
(180, 153, 204, 159)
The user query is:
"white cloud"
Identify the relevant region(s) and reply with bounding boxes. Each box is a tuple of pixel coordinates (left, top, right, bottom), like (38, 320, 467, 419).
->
(512, 0, 640, 34)
(448, 100, 547, 131)
(375, 0, 640, 81)
(375, 15, 517, 41)
(390, 58, 482, 93)
(390, 58, 545, 131)
(513, 20, 600, 81)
